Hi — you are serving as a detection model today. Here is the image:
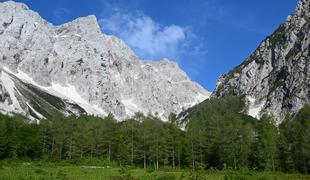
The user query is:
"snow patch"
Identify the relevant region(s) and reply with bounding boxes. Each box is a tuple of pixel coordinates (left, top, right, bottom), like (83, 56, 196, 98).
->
(3, 67, 107, 117)
(195, 92, 210, 103)
(25, 101, 44, 119)
(0, 69, 43, 122)
(16, 68, 39, 85)
(247, 96, 265, 119)
(46, 83, 107, 116)
(157, 111, 166, 121)
(183, 92, 209, 109)
(0, 71, 23, 113)
(121, 98, 139, 116)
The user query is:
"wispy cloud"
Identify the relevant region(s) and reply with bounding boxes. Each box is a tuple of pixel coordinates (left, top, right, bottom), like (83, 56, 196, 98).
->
(228, 19, 269, 35)
(202, 1, 268, 35)
(53, 7, 71, 24)
(99, 5, 206, 61)
(184, 0, 268, 35)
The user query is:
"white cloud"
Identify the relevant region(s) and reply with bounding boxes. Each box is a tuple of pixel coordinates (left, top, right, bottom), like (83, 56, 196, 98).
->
(99, 7, 199, 61)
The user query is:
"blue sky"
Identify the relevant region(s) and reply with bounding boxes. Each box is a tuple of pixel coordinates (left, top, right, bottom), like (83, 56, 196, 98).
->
(5, 0, 298, 91)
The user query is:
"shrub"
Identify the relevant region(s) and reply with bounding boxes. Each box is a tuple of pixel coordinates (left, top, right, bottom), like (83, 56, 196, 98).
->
(155, 174, 176, 180)
(34, 168, 46, 174)
(56, 170, 67, 180)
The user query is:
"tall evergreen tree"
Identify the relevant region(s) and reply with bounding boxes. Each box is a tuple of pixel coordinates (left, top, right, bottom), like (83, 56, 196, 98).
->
(220, 114, 254, 170)
(252, 115, 278, 171)
(117, 118, 140, 166)
(279, 105, 310, 173)
(0, 115, 9, 159)
(186, 117, 207, 171)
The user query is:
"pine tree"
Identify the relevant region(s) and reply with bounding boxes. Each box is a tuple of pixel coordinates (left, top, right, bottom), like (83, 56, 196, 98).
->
(0, 115, 9, 158)
(280, 105, 310, 173)
(220, 114, 254, 170)
(94, 114, 117, 160)
(117, 118, 140, 166)
(253, 114, 278, 171)
(167, 113, 178, 168)
(186, 117, 206, 171)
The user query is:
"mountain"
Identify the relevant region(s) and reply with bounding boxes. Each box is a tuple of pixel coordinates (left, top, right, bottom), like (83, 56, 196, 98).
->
(213, 0, 310, 123)
(0, 1, 210, 121)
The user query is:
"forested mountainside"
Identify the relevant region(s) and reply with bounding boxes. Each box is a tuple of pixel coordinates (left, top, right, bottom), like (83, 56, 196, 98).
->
(1, 97, 309, 173)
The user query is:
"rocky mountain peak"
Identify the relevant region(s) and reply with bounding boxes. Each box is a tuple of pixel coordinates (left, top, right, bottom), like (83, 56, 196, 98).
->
(2, 0, 29, 11)
(58, 15, 102, 37)
(0, 1, 210, 120)
(296, 0, 310, 17)
(286, 0, 310, 33)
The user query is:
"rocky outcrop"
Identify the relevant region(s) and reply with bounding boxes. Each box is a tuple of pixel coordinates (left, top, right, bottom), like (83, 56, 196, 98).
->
(0, 1, 210, 120)
(214, 0, 310, 123)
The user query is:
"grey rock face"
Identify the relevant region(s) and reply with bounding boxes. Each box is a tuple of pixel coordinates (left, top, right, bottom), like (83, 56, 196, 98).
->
(0, 1, 210, 120)
(214, 0, 310, 123)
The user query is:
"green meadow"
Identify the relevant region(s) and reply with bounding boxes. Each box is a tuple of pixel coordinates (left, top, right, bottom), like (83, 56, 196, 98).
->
(0, 161, 309, 180)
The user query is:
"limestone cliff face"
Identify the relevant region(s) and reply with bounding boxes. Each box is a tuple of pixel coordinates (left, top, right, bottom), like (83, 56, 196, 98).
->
(214, 0, 310, 123)
(0, 1, 210, 120)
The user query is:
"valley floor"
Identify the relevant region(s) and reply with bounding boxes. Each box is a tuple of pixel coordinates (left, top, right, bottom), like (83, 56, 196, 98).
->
(0, 161, 309, 180)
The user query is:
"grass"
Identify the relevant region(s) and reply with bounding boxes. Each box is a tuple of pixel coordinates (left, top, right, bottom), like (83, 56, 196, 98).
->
(0, 161, 309, 180)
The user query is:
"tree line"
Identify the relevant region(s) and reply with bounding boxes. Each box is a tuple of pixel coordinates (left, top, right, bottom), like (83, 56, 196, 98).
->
(0, 96, 309, 174)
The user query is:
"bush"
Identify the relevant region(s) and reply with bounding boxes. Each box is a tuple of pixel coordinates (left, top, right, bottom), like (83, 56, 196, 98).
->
(56, 170, 67, 180)
(70, 157, 118, 168)
(155, 174, 176, 180)
(34, 168, 46, 174)
(146, 167, 155, 173)
(119, 165, 134, 179)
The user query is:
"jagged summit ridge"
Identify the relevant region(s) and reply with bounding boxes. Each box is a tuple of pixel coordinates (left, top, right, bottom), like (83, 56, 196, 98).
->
(0, 1, 210, 120)
(214, 0, 310, 123)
